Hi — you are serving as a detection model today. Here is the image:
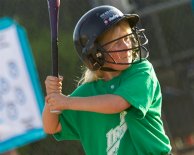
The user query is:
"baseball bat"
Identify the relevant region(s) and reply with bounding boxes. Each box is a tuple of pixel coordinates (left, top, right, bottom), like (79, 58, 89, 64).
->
(47, 0, 61, 113)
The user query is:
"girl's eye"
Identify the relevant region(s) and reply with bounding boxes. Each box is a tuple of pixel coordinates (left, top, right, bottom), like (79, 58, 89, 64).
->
(124, 36, 130, 42)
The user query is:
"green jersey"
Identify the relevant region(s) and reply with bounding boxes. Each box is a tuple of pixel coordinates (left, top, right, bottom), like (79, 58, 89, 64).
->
(54, 59, 172, 155)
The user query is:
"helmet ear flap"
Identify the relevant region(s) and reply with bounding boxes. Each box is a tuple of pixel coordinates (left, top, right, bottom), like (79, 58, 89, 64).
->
(82, 43, 105, 71)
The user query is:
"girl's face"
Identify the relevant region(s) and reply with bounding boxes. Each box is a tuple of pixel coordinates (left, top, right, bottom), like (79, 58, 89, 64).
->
(99, 20, 134, 71)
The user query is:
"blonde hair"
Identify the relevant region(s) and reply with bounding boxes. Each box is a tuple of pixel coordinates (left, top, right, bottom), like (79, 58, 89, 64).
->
(78, 20, 134, 85)
(78, 68, 104, 85)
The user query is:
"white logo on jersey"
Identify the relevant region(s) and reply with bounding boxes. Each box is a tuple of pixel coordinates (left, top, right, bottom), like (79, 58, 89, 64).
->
(106, 111, 127, 155)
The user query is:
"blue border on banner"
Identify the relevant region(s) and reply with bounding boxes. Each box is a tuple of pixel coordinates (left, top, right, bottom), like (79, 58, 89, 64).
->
(192, 0, 194, 12)
(0, 17, 46, 153)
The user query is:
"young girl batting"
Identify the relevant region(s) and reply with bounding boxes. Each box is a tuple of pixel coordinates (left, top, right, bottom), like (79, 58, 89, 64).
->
(43, 5, 172, 155)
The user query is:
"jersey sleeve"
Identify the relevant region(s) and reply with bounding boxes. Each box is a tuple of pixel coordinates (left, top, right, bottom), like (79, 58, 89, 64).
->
(113, 72, 156, 119)
(53, 110, 80, 141)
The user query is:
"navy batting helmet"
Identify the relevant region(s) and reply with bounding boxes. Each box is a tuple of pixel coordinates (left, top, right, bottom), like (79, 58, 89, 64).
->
(73, 5, 148, 71)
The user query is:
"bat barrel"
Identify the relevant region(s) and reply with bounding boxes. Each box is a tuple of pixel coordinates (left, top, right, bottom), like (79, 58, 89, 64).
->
(48, 0, 60, 77)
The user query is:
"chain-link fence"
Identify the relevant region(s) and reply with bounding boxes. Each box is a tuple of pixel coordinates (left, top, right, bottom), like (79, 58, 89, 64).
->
(1, 0, 194, 155)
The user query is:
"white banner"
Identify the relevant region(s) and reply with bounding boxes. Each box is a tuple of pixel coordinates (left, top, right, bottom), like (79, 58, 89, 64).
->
(0, 18, 45, 153)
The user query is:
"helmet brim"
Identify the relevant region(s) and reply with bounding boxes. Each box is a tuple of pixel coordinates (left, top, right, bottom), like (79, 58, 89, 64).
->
(123, 14, 139, 28)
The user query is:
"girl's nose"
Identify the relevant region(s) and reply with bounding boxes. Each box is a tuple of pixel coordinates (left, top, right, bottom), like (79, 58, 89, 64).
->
(116, 52, 121, 59)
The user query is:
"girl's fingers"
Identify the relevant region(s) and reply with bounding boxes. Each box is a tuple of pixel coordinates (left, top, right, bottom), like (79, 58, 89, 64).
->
(46, 84, 61, 89)
(45, 80, 62, 89)
(45, 95, 50, 103)
(59, 81, 62, 87)
(45, 81, 61, 87)
(45, 76, 61, 84)
(47, 76, 59, 81)
(47, 89, 61, 94)
(46, 96, 55, 105)
(46, 85, 62, 91)
(59, 75, 63, 82)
